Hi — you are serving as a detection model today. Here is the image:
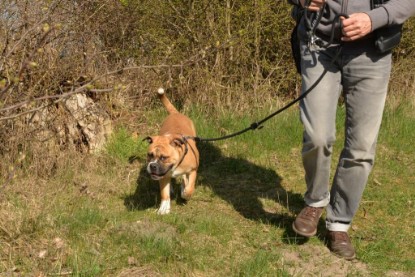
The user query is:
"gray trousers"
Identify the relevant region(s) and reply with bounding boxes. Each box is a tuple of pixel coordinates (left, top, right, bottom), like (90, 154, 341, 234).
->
(299, 42, 392, 232)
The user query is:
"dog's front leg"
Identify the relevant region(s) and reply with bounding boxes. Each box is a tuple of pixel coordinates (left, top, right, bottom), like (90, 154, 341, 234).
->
(181, 170, 197, 201)
(158, 179, 171, 215)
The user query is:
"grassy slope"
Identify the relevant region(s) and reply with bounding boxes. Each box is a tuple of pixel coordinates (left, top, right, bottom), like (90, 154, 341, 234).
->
(0, 100, 414, 276)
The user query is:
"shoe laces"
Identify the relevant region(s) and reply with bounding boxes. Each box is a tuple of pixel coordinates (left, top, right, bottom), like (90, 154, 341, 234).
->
(303, 206, 321, 218)
(332, 231, 350, 242)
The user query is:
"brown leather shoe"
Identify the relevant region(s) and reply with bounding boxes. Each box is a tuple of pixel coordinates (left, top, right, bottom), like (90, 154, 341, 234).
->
(326, 231, 356, 260)
(292, 206, 324, 237)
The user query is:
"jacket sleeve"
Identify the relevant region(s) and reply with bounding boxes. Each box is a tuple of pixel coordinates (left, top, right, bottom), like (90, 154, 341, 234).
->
(287, 0, 301, 6)
(366, 0, 415, 31)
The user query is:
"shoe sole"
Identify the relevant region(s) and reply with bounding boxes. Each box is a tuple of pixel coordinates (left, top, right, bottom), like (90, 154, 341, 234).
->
(331, 251, 356, 261)
(292, 222, 317, 238)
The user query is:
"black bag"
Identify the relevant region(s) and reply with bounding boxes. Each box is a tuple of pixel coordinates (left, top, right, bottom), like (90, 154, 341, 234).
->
(290, 5, 304, 74)
(290, 23, 302, 74)
(374, 24, 403, 53)
(372, 0, 403, 53)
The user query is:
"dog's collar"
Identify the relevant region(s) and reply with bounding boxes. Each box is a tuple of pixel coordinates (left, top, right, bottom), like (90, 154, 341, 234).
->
(174, 135, 189, 170)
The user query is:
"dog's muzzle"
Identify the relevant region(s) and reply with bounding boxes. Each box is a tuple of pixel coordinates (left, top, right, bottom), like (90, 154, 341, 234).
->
(147, 161, 173, 180)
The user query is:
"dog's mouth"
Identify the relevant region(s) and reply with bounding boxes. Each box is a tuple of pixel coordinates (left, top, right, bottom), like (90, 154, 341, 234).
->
(148, 163, 174, 180)
(150, 173, 165, 180)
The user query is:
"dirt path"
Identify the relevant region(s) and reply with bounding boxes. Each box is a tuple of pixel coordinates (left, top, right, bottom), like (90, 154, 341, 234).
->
(281, 244, 369, 276)
(281, 244, 412, 277)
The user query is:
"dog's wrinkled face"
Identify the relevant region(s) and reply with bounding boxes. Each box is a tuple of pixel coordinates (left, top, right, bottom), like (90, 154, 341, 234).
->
(144, 135, 183, 180)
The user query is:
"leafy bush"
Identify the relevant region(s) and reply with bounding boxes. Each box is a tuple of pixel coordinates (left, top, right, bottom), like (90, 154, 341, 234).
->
(0, 0, 414, 175)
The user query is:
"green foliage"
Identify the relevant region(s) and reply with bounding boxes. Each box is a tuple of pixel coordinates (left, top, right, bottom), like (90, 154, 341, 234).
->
(1, 102, 415, 276)
(236, 250, 288, 277)
(1, 0, 415, 276)
(57, 206, 107, 239)
(1, 0, 415, 172)
(103, 0, 298, 102)
(105, 127, 143, 162)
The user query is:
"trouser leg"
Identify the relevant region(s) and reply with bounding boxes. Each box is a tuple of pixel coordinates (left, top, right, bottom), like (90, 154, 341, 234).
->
(326, 52, 392, 232)
(300, 44, 342, 207)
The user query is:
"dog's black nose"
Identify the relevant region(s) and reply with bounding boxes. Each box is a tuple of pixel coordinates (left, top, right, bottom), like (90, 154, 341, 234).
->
(150, 163, 158, 171)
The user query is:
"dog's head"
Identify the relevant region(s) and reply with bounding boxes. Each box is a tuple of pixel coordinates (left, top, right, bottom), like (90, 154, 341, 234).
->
(143, 134, 185, 180)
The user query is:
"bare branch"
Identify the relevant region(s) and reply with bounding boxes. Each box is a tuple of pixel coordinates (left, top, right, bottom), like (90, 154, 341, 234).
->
(0, 46, 217, 120)
(0, 26, 55, 100)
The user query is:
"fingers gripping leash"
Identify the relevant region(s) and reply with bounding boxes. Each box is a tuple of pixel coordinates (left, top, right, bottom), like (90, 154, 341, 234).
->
(304, 0, 326, 50)
(304, 0, 349, 50)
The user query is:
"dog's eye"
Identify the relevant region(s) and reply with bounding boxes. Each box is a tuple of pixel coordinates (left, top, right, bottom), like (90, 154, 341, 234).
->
(159, 156, 168, 161)
(147, 153, 154, 159)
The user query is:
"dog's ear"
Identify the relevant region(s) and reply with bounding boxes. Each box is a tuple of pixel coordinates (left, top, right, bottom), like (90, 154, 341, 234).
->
(143, 136, 153, 144)
(170, 137, 185, 148)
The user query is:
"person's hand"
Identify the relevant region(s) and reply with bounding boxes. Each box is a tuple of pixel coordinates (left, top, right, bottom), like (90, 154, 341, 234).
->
(300, 0, 325, 11)
(341, 13, 372, 41)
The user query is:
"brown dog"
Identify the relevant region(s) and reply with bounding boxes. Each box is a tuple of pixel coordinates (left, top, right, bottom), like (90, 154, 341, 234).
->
(144, 88, 199, 214)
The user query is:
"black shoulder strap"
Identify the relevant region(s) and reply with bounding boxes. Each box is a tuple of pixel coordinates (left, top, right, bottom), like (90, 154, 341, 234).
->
(372, 0, 386, 9)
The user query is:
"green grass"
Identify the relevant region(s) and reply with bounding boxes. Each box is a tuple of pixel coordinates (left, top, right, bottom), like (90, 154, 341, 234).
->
(0, 100, 414, 276)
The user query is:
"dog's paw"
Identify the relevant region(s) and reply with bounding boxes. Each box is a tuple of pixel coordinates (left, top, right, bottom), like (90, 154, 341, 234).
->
(180, 185, 191, 201)
(157, 199, 171, 215)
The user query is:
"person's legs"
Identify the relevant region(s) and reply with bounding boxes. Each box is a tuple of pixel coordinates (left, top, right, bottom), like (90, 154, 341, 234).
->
(300, 45, 343, 207)
(325, 51, 392, 259)
(326, 51, 392, 231)
(293, 44, 342, 237)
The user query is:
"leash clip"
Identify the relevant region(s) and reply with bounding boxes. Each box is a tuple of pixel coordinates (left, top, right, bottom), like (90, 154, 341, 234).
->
(307, 34, 318, 51)
(250, 122, 264, 130)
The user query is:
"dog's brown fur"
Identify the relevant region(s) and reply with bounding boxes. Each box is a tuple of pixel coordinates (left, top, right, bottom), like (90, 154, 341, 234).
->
(144, 88, 199, 214)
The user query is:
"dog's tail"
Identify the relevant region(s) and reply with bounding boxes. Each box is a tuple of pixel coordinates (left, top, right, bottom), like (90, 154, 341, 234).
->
(157, 88, 178, 114)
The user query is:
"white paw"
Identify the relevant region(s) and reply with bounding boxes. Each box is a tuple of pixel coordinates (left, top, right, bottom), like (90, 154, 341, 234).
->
(157, 199, 171, 215)
(180, 185, 191, 201)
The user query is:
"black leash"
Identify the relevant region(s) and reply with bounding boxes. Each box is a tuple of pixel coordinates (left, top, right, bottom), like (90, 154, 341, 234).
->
(187, 67, 328, 143)
(187, 11, 349, 143)
(175, 135, 189, 168)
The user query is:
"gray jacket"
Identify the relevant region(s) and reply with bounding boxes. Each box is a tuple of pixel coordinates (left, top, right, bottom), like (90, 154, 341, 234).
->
(288, 0, 415, 52)
(288, 0, 415, 33)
